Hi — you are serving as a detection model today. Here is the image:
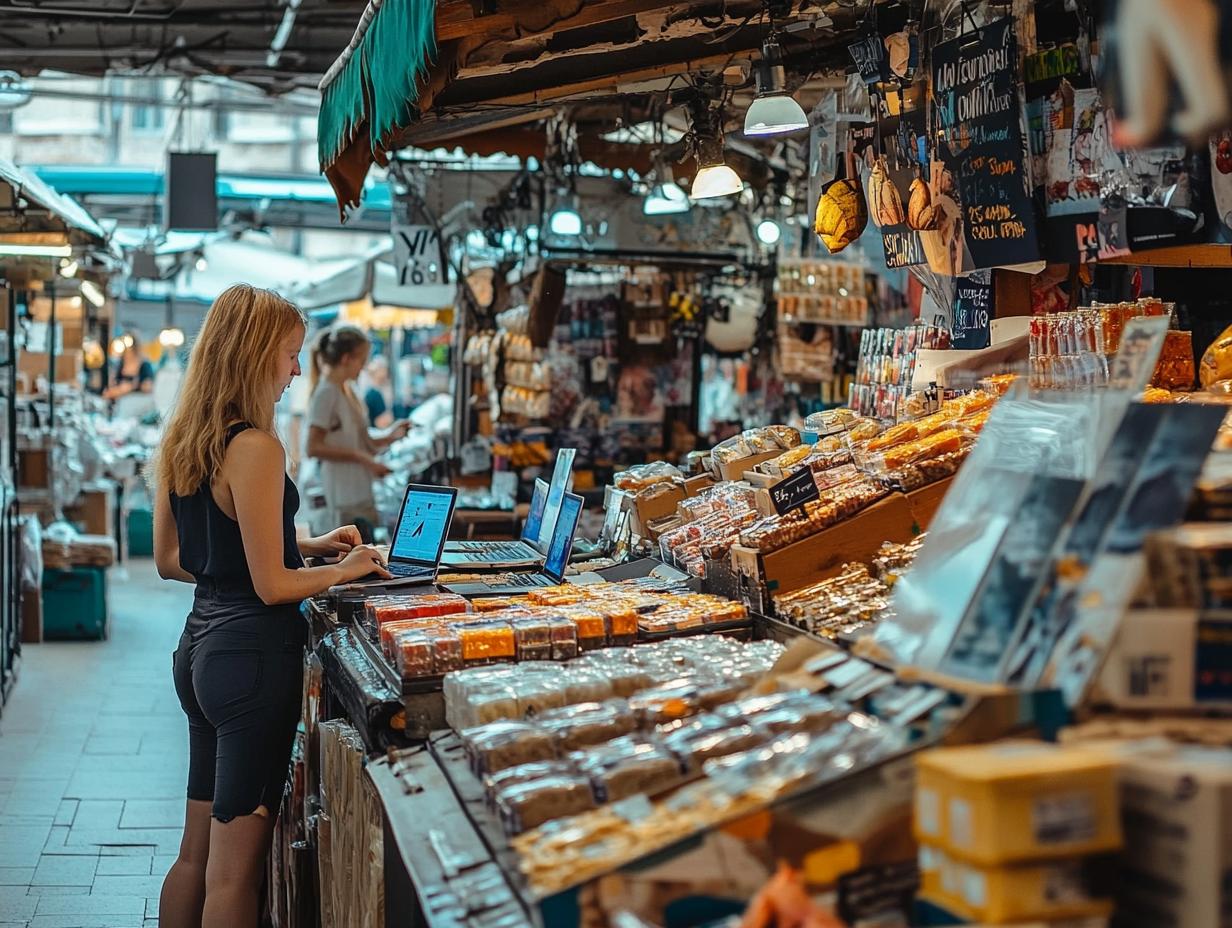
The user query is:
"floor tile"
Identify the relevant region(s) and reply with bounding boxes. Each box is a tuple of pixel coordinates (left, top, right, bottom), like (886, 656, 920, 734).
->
(36, 893, 146, 915)
(29, 916, 145, 927)
(88, 875, 167, 898)
(96, 857, 151, 877)
(52, 801, 76, 828)
(24, 885, 90, 896)
(0, 887, 37, 920)
(30, 856, 98, 887)
(0, 826, 53, 868)
(119, 802, 182, 831)
(69, 802, 123, 832)
(0, 870, 32, 887)
(149, 856, 174, 878)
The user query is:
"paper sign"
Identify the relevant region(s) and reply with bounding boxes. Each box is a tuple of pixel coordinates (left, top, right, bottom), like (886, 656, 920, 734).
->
(770, 468, 821, 516)
(392, 223, 443, 288)
(1107, 315, 1169, 392)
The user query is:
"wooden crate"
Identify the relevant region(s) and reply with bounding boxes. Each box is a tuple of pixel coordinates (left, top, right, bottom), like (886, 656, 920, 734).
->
(906, 476, 954, 532)
(729, 493, 916, 596)
(717, 450, 782, 482)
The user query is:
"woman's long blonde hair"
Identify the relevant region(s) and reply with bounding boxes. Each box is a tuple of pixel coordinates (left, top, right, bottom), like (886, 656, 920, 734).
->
(155, 284, 306, 497)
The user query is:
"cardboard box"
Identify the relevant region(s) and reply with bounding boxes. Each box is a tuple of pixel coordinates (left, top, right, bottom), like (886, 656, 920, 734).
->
(18, 448, 51, 489)
(1115, 746, 1232, 928)
(717, 450, 782, 482)
(1092, 609, 1232, 712)
(918, 843, 1114, 924)
(730, 493, 916, 596)
(64, 485, 115, 538)
(17, 349, 82, 390)
(914, 741, 1122, 867)
(628, 484, 686, 538)
(20, 587, 42, 644)
(683, 474, 715, 497)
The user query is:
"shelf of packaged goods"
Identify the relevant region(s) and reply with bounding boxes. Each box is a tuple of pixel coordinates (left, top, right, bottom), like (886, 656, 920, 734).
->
(779, 314, 870, 328)
(1100, 243, 1232, 268)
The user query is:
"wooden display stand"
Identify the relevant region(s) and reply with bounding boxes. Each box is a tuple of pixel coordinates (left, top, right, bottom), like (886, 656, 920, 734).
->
(730, 493, 917, 596)
(906, 476, 954, 532)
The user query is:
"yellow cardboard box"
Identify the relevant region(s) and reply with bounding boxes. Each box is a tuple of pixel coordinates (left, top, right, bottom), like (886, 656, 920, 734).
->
(918, 842, 1113, 924)
(914, 741, 1121, 866)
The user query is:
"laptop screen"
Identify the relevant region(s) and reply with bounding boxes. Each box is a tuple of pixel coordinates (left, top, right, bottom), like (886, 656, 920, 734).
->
(390, 486, 456, 564)
(536, 448, 577, 551)
(521, 478, 549, 544)
(543, 492, 583, 582)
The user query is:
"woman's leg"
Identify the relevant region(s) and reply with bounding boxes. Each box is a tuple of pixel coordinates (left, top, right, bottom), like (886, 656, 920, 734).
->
(159, 799, 212, 928)
(201, 812, 276, 928)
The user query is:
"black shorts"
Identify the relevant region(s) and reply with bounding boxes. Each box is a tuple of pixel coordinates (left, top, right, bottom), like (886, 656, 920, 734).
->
(172, 588, 307, 823)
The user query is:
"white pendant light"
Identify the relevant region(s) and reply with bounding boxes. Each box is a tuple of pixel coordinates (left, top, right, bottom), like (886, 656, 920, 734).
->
(548, 202, 582, 236)
(690, 122, 743, 200)
(79, 280, 106, 308)
(744, 35, 808, 137)
(643, 179, 690, 215)
(692, 164, 744, 200)
(756, 219, 782, 245)
(0, 242, 72, 258)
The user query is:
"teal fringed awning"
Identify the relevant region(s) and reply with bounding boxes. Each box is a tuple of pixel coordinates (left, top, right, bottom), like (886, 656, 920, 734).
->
(317, 0, 437, 173)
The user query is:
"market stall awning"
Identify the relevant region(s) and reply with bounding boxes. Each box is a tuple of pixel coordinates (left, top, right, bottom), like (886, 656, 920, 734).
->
(0, 157, 108, 245)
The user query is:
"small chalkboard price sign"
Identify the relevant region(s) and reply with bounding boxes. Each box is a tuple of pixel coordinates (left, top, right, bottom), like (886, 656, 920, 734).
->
(770, 468, 821, 516)
(952, 270, 993, 349)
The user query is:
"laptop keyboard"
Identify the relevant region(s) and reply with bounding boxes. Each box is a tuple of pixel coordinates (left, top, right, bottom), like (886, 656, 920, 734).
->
(388, 563, 433, 579)
(504, 573, 550, 586)
(454, 542, 532, 559)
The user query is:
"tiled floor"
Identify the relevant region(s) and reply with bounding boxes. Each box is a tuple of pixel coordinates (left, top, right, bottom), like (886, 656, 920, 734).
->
(0, 559, 194, 928)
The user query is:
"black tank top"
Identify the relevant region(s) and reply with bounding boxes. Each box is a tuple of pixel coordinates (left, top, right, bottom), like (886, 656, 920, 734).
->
(169, 423, 304, 598)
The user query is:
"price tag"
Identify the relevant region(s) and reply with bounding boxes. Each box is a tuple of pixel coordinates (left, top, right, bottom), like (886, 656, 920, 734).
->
(769, 468, 820, 516)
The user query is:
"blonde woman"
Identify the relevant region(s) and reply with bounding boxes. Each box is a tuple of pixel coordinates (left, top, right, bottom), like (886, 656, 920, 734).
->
(152, 285, 390, 928)
(305, 326, 409, 541)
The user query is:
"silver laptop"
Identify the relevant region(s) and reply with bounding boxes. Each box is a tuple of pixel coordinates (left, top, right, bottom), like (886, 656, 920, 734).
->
(342, 484, 458, 589)
(441, 448, 575, 569)
(444, 492, 583, 597)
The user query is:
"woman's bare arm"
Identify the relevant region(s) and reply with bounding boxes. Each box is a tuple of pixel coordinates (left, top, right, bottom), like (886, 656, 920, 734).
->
(153, 490, 195, 583)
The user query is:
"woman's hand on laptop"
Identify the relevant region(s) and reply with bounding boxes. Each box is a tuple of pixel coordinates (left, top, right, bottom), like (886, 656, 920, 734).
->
(339, 544, 392, 581)
(299, 525, 361, 559)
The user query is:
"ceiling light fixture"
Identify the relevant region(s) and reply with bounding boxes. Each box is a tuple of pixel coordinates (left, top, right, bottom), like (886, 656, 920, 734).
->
(690, 112, 743, 200)
(79, 280, 106, 308)
(756, 219, 782, 245)
(0, 242, 72, 258)
(644, 180, 691, 215)
(159, 327, 185, 348)
(58, 259, 79, 278)
(744, 35, 809, 136)
(548, 200, 583, 236)
(194, 256, 208, 272)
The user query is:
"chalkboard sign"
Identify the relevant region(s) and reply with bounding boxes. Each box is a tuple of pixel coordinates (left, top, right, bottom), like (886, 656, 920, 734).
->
(952, 270, 993, 349)
(849, 36, 890, 85)
(770, 468, 820, 516)
(932, 17, 1040, 270)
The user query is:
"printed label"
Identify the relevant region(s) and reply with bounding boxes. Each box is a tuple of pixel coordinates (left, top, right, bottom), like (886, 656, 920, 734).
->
(948, 796, 974, 848)
(1033, 793, 1096, 845)
(917, 787, 941, 836)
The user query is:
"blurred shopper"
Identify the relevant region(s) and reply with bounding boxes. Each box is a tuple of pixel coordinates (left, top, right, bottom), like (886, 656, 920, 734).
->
(305, 325, 409, 541)
(152, 285, 389, 928)
(361, 353, 395, 427)
(103, 332, 154, 399)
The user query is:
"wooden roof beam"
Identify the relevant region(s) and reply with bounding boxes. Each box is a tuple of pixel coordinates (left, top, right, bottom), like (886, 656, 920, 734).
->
(435, 0, 686, 42)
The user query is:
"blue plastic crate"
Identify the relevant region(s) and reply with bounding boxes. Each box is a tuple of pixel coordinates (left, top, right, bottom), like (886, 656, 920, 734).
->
(42, 566, 108, 640)
(127, 508, 153, 557)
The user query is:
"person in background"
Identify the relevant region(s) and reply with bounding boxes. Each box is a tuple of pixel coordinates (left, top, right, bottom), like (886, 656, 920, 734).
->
(306, 326, 410, 541)
(361, 353, 395, 428)
(152, 284, 390, 928)
(103, 332, 155, 399)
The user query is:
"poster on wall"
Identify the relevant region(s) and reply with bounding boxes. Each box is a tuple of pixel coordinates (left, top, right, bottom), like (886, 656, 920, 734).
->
(931, 16, 1041, 270)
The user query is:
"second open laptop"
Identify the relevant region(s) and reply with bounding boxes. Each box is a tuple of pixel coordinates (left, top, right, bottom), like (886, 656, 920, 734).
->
(441, 448, 575, 569)
(341, 484, 458, 589)
(443, 492, 583, 597)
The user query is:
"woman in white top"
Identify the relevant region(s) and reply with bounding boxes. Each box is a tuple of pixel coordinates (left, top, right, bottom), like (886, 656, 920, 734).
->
(305, 326, 409, 541)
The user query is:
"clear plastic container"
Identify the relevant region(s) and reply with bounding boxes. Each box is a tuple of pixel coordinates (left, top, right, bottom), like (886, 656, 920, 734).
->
(495, 773, 597, 834)
(539, 701, 638, 752)
(462, 719, 557, 775)
(573, 736, 683, 803)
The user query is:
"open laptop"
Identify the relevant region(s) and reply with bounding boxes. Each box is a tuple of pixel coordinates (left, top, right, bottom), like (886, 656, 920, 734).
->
(444, 492, 583, 597)
(343, 484, 458, 588)
(441, 449, 575, 569)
